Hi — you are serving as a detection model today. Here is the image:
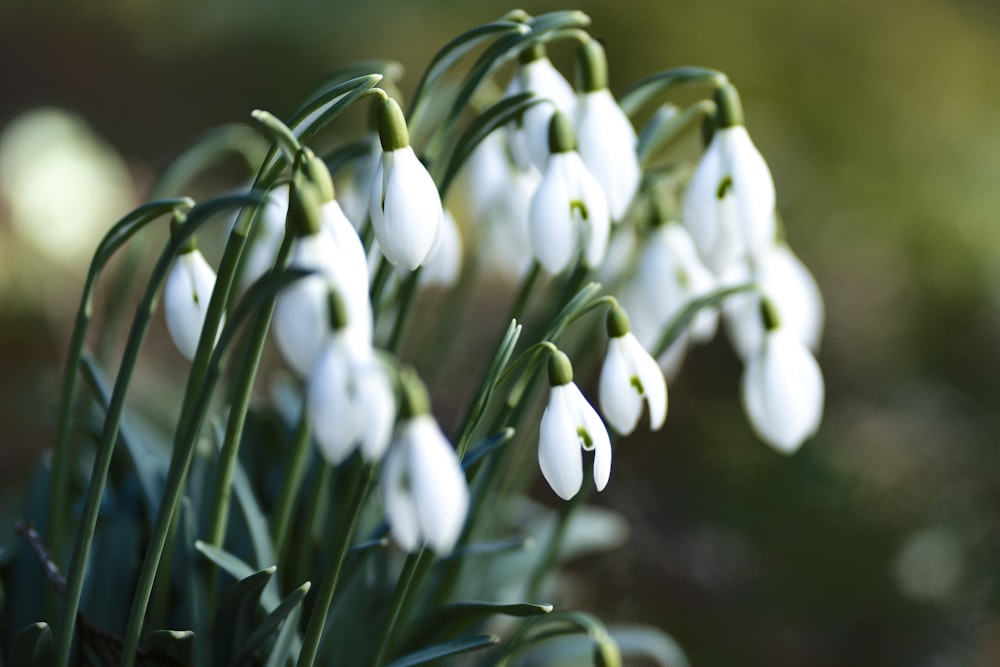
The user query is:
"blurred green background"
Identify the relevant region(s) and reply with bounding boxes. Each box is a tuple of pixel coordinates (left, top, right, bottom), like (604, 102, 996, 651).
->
(2, 0, 999, 665)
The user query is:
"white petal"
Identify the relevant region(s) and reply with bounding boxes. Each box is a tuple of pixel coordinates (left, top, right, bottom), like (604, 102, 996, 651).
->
(765, 244, 824, 352)
(599, 337, 643, 435)
(372, 147, 443, 270)
(575, 89, 640, 221)
(164, 250, 219, 361)
(529, 155, 576, 273)
(626, 333, 669, 430)
(405, 416, 469, 553)
(721, 126, 776, 261)
(538, 385, 584, 500)
(566, 383, 613, 492)
(273, 233, 336, 376)
(741, 329, 824, 453)
(240, 184, 289, 290)
(307, 337, 358, 464)
(355, 359, 396, 462)
(420, 209, 462, 288)
(511, 58, 576, 170)
(382, 442, 420, 552)
(568, 154, 611, 269)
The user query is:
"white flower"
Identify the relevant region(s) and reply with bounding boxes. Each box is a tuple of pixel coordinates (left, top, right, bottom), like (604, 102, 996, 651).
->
(307, 332, 395, 464)
(240, 184, 289, 290)
(369, 145, 443, 270)
(722, 243, 824, 360)
(420, 209, 462, 288)
(164, 248, 220, 361)
(528, 115, 610, 274)
(382, 415, 469, 553)
(505, 53, 576, 171)
(336, 133, 380, 229)
(274, 224, 373, 376)
(682, 125, 776, 274)
(538, 350, 612, 500)
(599, 330, 668, 435)
(575, 88, 640, 221)
(741, 327, 824, 454)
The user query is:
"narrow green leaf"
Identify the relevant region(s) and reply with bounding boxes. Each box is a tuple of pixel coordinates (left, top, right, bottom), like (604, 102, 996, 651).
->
(231, 454, 277, 576)
(195, 540, 257, 584)
(638, 100, 717, 167)
(213, 567, 276, 665)
(461, 428, 516, 470)
(386, 634, 500, 667)
(442, 536, 534, 561)
(10, 622, 53, 666)
(411, 602, 552, 645)
(620, 67, 728, 118)
(652, 282, 756, 357)
(263, 604, 303, 667)
(141, 629, 195, 664)
(229, 581, 311, 667)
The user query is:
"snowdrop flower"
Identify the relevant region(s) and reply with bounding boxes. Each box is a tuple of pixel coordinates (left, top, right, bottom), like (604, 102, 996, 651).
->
(574, 40, 640, 222)
(369, 96, 443, 270)
(599, 306, 668, 435)
(164, 243, 220, 361)
(538, 348, 612, 500)
(240, 184, 289, 290)
(274, 154, 374, 376)
(307, 292, 395, 463)
(741, 299, 824, 453)
(336, 132, 380, 230)
(505, 43, 577, 171)
(528, 112, 610, 274)
(382, 371, 469, 553)
(682, 83, 776, 274)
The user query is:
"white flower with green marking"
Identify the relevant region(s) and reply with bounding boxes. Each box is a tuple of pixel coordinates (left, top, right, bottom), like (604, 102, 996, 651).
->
(538, 350, 612, 500)
(505, 44, 576, 171)
(164, 248, 220, 361)
(599, 308, 668, 435)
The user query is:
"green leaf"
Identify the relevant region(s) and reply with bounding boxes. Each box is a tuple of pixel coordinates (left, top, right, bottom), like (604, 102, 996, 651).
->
(620, 67, 728, 119)
(385, 634, 500, 667)
(262, 604, 303, 667)
(195, 540, 257, 583)
(442, 536, 534, 561)
(410, 602, 552, 645)
(10, 622, 53, 666)
(141, 630, 196, 664)
(638, 100, 717, 168)
(213, 567, 276, 665)
(461, 428, 516, 470)
(652, 282, 756, 357)
(228, 581, 311, 667)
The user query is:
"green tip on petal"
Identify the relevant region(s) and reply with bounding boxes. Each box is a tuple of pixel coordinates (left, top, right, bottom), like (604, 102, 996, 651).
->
(170, 212, 196, 254)
(647, 187, 674, 228)
(547, 349, 574, 386)
(400, 367, 431, 419)
(326, 288, 349, 332)
(576, 39, 608, 93)
(760, 296, 781, 331)
(299, 147, 335, 203)
(713, 82, 744, 128)
(606, 306, 630, 338)
(518, 41, 546, 65)
(548, 111, 577, 154)
(376, 96, 410, 151)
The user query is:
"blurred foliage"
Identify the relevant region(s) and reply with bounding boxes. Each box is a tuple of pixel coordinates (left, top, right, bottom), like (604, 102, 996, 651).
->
(1, 0, 999, 665)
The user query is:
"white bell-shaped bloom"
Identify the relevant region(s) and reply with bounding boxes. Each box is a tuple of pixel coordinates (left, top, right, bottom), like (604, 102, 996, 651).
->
(369, 145, 443, 270)
(741, 326, 824, 454)
(634, 223, 719, 345)
(420, 209, 462, 288)
(336, 134, 380, 230)
(382, 415, 469, 553)
(722, 243, 824, 360)
(599, 311, 668, 435)
(528, 114, 610, 274)
(538, 350, 612, 500)
(274, 227, 373, 376)
(240, 184, 289, 290)
(307, 332, 395, 463)
(682, 125, 776, 274)
(505, 52, 576, 171)
(575, 89, 640, 222)
(164, 248, 220, 361)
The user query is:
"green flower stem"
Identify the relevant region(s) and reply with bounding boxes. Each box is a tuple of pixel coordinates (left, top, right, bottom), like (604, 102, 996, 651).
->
(53, 199, 221, 667)
(639, 99, 718, 168)
(525, 474, 592, 600)
(293, 461, 334, 586)
(620, 66, 729, 118)
(113, 195, 269, 667)
(47, 199, 192, 577)
(152, 123, 267, 199)
(386, 268, 422, 354)
(269, 404, 313, 564)
(296, 464, 375, 667)
(371, 549, 432, 667)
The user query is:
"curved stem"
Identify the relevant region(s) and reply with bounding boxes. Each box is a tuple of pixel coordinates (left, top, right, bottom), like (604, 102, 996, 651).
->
(269, 403, 313, 564)
(296, 465, 375, 667)
(371, 549, 430, 667)
(621, 67, 729, 118)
